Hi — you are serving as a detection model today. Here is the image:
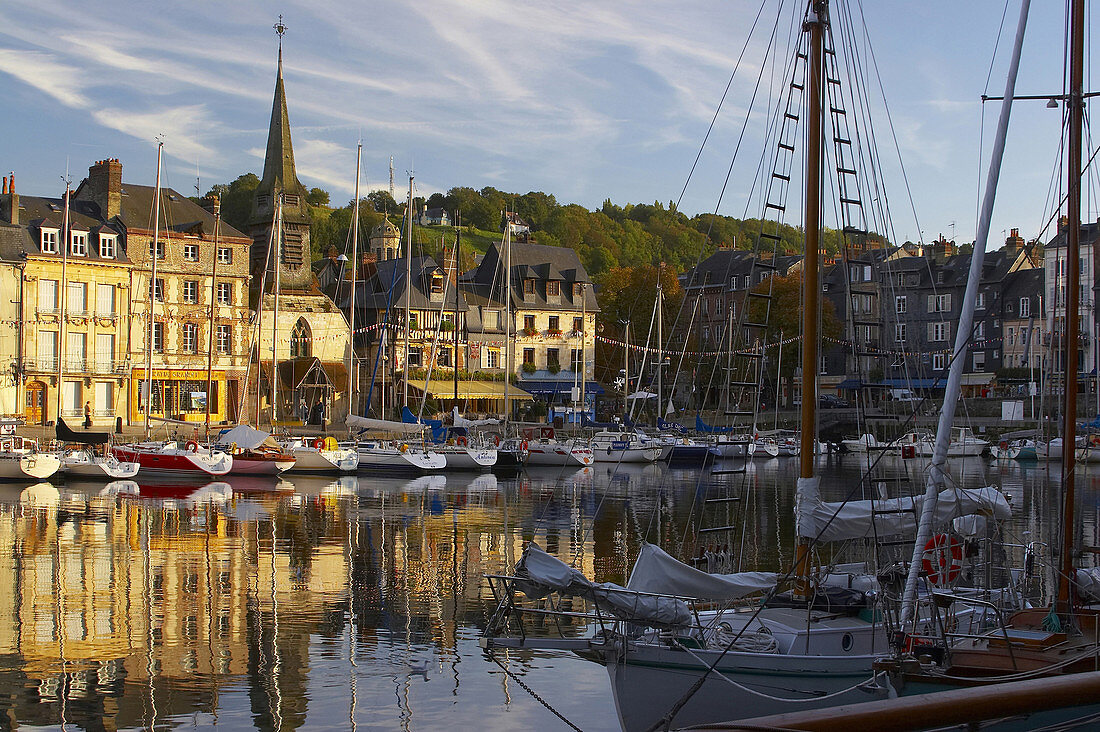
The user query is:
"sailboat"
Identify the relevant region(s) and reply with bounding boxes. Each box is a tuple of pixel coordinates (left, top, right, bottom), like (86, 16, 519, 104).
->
(873, 3, 1100, 723)
(112, 141, 232, 479)
(481, 2, 1018, 729)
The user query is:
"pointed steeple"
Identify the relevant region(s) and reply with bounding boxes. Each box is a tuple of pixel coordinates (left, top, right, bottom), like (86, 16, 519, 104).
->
(259, 20, 302, 197)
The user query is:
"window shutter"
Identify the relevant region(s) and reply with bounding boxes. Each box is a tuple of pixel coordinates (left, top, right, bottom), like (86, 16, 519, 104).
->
(927, 295, 935, 313)
(945, 293, 952, 310)
(928, 322, 935, 341)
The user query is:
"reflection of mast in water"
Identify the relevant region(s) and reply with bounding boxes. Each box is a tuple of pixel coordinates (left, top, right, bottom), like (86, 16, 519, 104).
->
(347, 498, 358, 732)
(144, 508, 158, 729)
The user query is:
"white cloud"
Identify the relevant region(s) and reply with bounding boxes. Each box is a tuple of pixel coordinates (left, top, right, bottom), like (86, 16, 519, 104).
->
(0, 49, 89, 109)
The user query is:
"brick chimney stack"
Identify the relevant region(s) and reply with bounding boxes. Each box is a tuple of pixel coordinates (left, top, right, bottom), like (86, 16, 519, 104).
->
(1004, 227, 1025, 255)
(88, 158, 122, 221)
(1, 173, 17, 225)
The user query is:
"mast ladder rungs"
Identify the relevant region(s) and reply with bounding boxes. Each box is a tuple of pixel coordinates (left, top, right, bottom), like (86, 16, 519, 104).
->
(723, 410, 755, 417)
(840, 197, 862, 206)
(824, 47, 836, 56)
(791, 82, 804, 91)
(834, 136, 852, 145)
(754, 259, 779, 269)
(796, 52, 808, 60)
(727, 381, 759, 388)
(778, 142, 796, 152)
(868, 476, 911, 484)
(747, 291, 772, 299)
(875, 539, 915, 547)
(741, 322, 768, 330)
(759, 232, 783, 242)
(700, 525, 739, 533)
(837, 167, 857, 176)
(852, 319, 880, 326)
(764, 202, 786, 212)
(784, 112, 800, 122)
(843, 225, 868, 235)
(829, 106, 846, 115)
(711, 468, 747, 475)
(705, 497, 742, 503)
(872, 509, 917, 516)
(734, 352, 763, 359)
(827, 76, 842, 86)
(772, 172, 791, 182)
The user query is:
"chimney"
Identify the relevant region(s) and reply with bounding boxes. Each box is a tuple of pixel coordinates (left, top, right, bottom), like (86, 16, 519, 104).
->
(1059, 215, 1070, 231)
(87, 158, 122, 221)
(1004, 227, 1025, 255)
(1, 173, 17, 225)
(200, 193, 220, 217)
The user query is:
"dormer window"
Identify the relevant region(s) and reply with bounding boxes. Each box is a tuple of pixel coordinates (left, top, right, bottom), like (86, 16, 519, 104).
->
(573, 282, 584, 297)
(523, 279, 535, 297)
(430, 274, 444, 296)
(70, 231, 87, 256)
(99, 233, 116, 259)
(547, 280, 561, 297)
(40, 228, 59, 253)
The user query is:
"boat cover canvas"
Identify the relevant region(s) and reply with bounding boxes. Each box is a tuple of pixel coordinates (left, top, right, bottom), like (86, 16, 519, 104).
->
(214, 425, 277, 450)
(1076, 568, 1100, 602)
(346, 415, 428, 435)
(515, 544, 691, 627)
(626, 543, 776, 601)
(451, 407, 501, 428)
(794, 477, 1012, 542)
(696, 415, 735, 434)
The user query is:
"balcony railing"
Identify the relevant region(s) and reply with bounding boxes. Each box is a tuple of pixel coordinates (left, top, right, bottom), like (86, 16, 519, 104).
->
(28, 358, 58, 372)
(61, 408, 82, 418)
(95, 310, 118, 321)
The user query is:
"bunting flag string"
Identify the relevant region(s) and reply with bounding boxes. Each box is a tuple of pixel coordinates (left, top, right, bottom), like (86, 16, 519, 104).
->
(593, 333, 1020, 359)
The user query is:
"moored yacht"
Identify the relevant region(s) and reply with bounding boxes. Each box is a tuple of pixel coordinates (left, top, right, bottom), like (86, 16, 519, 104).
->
(282, 436, 358, 473)
(113, 441, 232, 478)
(0, 436, 62, 480)
(590, 430, 662, 463)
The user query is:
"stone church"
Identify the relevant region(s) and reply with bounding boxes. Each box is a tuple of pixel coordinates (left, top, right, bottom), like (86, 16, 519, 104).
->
(249, 43, 351, 425)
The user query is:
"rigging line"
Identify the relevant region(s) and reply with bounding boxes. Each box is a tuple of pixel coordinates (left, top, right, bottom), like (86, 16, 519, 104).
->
(674, 0, 772, 210)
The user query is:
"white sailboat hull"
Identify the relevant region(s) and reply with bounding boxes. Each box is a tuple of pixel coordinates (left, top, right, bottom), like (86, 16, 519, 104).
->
(441, 447, 497, 470)
(356, 443, 446, 472)
(525, 441, 593, 466)
(592, 445, 662, 463)
(286, 446, 358, 473)
(0, 453, 62, 480)
(62, 454, 140, 480)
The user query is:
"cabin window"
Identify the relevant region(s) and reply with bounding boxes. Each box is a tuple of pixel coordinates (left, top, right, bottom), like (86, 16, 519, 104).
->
(290, 318, 311, 359)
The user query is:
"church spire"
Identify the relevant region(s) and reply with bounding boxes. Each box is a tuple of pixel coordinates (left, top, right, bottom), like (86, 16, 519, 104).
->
(260, 15, 301, 196)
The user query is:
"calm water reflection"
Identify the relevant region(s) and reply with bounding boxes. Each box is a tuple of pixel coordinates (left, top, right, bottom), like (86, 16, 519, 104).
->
(0, 455, 1097, 731)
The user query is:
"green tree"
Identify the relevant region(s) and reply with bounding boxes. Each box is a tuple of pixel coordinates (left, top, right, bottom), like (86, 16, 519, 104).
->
(202, 173, 259, 231)
(306, 187, 330, 206)
(367, 189, 397, 213)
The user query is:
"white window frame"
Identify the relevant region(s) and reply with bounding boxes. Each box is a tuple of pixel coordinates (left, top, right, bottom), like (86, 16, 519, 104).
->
(933, 322, 947, 342)
(41, 228, 59, 253)
(70, 231, 88, 256)
(216, 324, 231, 354)
(975, 321, 985, 340)
(183, 243, 199, 262)
(182, 280, 198, 304)
(1019, 297, 1030, 318)
(216, 282, 231, 305)
(895, 323, 906, 342)
(895, 295, 907, 314)
(151, 322, 164, 352)
(149, 240, 165, 260)
(973, 352, 986, 372)
(182, 323, 198, 352)
(216, 247, 232, 265)
(933, 353, 946, 370)
(98, 233, 116, 259)
(975, 291, 986, 309)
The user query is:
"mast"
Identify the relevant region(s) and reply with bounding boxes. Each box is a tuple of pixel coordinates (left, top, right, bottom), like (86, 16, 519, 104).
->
(270, 194, 283, 427)
(899, 0, 1030, 624)
(1058, 0, 1085, 613)
(656, 263, 664, 422)
(580, 282, 587, 424)
(144, 141, 164, 440)
(454, 223, 460, 407)
(792, 0, 824, 599)
(56, 178, 70, 426)
(622, 321, 630, 417)
(349, 143, 362, 422)
(403, 175, 413, 407)
(503, 224, 512, 422)
(204, 196, 222, 437)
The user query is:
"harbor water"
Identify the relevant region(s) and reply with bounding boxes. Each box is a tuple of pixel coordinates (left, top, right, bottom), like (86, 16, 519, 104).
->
(0, 455, 1092, 731)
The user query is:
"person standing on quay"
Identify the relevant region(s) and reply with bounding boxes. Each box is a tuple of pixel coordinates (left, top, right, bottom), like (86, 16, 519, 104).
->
(83, 401, 92, 428)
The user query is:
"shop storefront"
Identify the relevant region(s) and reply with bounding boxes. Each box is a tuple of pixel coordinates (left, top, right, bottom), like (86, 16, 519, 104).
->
(130, 369, 241, 424)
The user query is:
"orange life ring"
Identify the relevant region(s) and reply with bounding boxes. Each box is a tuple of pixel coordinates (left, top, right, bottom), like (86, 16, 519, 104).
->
(492, 434, 501, 447)
(313, 437, 325, 450)
(456, 436, 468, 447)
(520, 439, 529, 452)
(185, 440, 199, 453)
(921, 533, 963, 587)
(998, 440, 1009, 451)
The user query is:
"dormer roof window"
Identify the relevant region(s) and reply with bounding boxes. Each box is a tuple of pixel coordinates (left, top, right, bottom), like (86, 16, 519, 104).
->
(99, 232, 117, 259)
(547, 279, 561, 298)
(70, 230, 88, 256)
(523, 279, 535, 298)
(430, 272, 445, 299)
(40, 227, 59, 253)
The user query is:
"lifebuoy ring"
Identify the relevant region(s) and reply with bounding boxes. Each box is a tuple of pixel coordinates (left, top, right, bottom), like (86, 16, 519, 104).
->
(520, 439, 529, 452)
(313, 437, 325, 450)
(399, 443, 408, 454)
(998, 440, 1009, 450)
(492, 434, 501, 447)
(185, 440, 199, 453)
(456, 436, 468, 447)
(921, 533, 963, 587)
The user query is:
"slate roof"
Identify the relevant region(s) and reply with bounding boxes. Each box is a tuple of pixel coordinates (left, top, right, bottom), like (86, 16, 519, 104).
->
(470, 241, 598, 312)
(2, 194, 132, 264)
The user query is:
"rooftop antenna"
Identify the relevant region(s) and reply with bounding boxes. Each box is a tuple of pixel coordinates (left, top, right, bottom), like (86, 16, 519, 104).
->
(389, 156, 395, 201)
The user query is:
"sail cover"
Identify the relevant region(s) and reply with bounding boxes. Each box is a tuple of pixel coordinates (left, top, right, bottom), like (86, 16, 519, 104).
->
(452, 408, 501, 428)
(795, 477, 1012, 542)
(346, 415, 428, 435)
(626, 543, 776, 600)
(515, 544, 691, 627)
(214, 425, 277, 450)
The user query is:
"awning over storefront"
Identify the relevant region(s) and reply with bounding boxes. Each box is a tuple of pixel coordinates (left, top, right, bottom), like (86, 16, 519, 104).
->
(271, 357, 348, 391)
(836, 379, 864, 390)
(881, 378, 945, 389)
(406, 379, 534, 401)
(518, 380, 605, 396)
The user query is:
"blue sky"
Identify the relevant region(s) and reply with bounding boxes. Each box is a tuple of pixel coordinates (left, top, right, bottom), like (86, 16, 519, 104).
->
(0, 1, 1090, 248)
